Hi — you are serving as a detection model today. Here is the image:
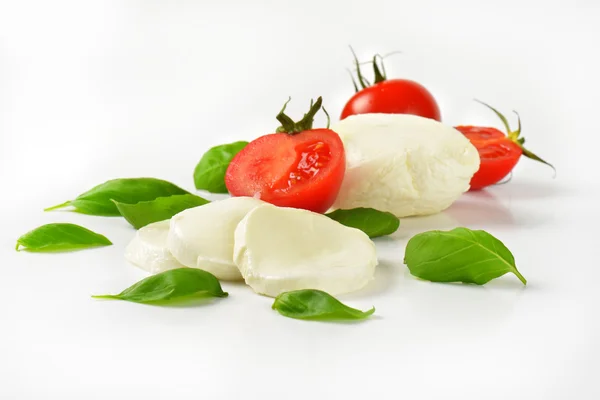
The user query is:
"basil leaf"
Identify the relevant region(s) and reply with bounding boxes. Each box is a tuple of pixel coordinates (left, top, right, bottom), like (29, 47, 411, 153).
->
(326, 208, 400, 238)
(16, 223, 112, 252)
(272, 289, 375, 321)
(45, 178, 190, 216)
(92, 268, 228, 304)
(193, 141, 248, 193)
(404, 227, 527, 285)
(114, 194, 209, 229)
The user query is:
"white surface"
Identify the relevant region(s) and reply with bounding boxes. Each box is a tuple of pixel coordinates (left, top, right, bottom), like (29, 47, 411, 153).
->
(1, 1, 599, 399)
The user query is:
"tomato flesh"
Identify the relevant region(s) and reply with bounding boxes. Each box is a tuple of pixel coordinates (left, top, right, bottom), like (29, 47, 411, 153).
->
(341, 79, 441, 121)
(225, 129, 345, 213)
(455, 126, 522, 190)
(459, 126, 506, 143)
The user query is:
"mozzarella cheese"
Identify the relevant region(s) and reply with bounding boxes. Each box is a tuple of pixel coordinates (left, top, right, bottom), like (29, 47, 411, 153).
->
(125, 220, 185, 274)
(233, 204, 377, 297)
(330, 113, 480, 217)
(167, 197, 265, 281)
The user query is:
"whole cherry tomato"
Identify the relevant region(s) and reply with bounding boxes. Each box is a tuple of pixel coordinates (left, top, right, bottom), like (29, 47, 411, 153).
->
(340, 50, 441, 122)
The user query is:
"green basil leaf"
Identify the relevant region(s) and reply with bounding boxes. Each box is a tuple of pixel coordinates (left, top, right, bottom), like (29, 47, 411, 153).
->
(404, 227, 527, 285)
(92, 268, 228, 304)
(326, 208, 400, 238)
(272, 289, 375, 321)
(45, 178, 190, 216)
(114, 194, 209, 229)
(193, 141, 248, 193)
(16, 223, 112, 252)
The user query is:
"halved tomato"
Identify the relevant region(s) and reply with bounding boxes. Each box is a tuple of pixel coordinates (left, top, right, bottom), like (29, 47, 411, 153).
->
(455, 101, 554, 191)
(225, 97, 345, 213)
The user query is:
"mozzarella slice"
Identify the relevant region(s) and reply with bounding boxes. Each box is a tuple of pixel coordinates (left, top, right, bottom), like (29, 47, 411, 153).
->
(125, 220, 185, 274)
(331, 113, 480, 217)
(168, 197, 265, 281)
(233, 204, 377, 297)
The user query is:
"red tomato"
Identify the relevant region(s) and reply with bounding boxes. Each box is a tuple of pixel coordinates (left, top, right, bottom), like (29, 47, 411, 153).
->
(454, 126, 522, 190)
(225, 98, 345, 213)
(455, 101, 554, 191)
(340, 50, 441, 121)
(341, 79, 441, 121)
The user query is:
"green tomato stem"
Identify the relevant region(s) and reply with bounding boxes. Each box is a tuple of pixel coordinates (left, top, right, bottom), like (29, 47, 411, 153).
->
(275, 96, 326, 134)
(475, 99, 555, 175)
(372, 55, 386, 83)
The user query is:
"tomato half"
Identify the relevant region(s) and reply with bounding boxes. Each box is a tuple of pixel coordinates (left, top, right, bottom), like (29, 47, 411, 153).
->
(341, 79, 441, 121)
(454, 126, 522, 190)
(225, 128, 345, 213)
(455, 100, 554, 191)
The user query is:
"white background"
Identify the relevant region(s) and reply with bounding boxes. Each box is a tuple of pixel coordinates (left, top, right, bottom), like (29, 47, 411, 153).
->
(1, 1, 599, 399)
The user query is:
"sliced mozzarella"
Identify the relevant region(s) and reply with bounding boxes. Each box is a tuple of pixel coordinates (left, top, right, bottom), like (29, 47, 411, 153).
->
(331, 113, 480, 217)
(234, 204, 377, 297)
(125, 220, 184, 274)
(168, 197, 265, 281)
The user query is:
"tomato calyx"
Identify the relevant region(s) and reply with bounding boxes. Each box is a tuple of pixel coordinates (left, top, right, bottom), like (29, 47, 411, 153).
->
(475, 99, 556, 175)
(275, 96, 331, 135)
(348, 46, 401, 92)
